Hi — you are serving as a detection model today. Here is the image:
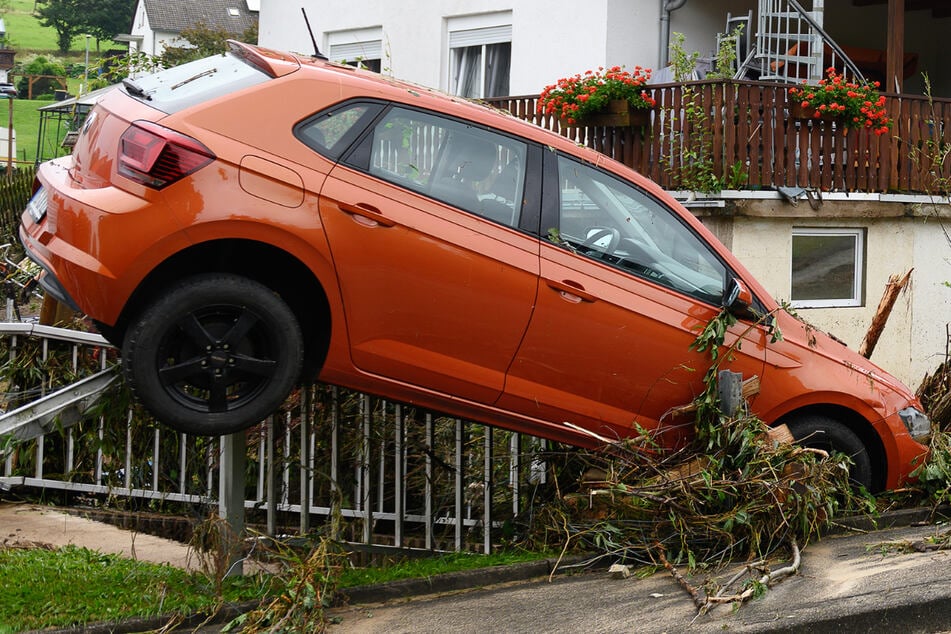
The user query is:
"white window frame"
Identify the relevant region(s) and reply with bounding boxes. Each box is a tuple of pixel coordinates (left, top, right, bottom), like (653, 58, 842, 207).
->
(446, 13, 511, 99)
(327, 27, 383, 71)
(790, 227, 865, 308)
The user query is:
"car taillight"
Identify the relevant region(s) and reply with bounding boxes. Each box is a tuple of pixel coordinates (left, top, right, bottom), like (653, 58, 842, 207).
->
(118, 120, 215, 189)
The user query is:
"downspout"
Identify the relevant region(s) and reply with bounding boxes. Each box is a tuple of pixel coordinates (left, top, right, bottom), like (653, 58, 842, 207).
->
(659, 0, 688, 67)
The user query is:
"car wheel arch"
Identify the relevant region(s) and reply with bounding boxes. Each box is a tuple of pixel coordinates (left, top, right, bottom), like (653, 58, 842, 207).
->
(775, 404, 886, 492)
(114, 238, 333, 379)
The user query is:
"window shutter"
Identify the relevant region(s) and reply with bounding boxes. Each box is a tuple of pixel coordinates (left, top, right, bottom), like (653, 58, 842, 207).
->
(330, 40, 383, 61)
(449, 25, 511, 48)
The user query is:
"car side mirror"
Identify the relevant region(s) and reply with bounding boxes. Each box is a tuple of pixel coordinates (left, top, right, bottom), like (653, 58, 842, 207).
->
(724, 278, 755, 318)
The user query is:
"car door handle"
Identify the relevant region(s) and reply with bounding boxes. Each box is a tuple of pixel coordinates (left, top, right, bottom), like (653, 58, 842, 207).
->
(337, 202, 395, 227)
(546, 279, 596, 303)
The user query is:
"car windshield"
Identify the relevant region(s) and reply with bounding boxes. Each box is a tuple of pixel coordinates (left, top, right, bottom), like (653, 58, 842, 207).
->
(121, 53, 270, 114)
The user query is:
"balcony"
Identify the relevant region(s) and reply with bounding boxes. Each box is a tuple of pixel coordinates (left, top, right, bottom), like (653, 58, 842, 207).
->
(487, 79, 951, 196)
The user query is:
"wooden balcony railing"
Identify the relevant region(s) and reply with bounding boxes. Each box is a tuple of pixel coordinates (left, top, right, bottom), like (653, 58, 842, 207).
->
(486, 79, 951, 195)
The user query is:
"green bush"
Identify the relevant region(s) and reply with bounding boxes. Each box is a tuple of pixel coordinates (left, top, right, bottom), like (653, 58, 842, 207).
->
(15, 56, 68, 100)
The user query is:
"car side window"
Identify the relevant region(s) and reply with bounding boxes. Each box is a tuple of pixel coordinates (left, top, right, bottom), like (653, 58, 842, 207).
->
(295, 102, 383, 161)
(366, 107, 527, 227)
(555, 156, 727, 304)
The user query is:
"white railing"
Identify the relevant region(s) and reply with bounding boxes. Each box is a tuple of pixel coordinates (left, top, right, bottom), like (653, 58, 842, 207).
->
(0, 322, 549, 553)
(737, 0, 864, 85)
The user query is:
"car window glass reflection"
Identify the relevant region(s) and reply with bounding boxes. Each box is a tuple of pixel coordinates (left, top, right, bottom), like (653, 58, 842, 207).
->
(555, 156, 727, 304)
(368, 108, 527, 227)
(297, 104, 373, 159)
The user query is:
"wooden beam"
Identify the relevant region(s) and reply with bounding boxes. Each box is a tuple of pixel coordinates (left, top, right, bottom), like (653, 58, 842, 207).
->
(885, 0, 905, 93)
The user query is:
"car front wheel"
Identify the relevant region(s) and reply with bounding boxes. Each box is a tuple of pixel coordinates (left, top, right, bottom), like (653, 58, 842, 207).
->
(123, 274, 303, 436)
(785, 415, 874, 491)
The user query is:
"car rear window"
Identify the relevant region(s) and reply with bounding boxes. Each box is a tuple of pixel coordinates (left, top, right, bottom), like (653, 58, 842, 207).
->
(121, 52, 270, 114)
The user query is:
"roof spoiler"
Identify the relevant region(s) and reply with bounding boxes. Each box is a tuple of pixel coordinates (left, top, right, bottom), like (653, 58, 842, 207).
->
(226, 40, 302, 78)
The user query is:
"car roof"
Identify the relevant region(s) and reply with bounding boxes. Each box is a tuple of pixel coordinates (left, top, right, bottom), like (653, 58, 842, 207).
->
(226, 40, 674, 217)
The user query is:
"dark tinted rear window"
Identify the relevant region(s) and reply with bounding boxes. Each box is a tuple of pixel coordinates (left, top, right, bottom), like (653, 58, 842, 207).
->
(122, 52, 270, 114)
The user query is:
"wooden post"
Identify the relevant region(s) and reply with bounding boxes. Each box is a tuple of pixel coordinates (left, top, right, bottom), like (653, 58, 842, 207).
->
(886, 0, 905, 94)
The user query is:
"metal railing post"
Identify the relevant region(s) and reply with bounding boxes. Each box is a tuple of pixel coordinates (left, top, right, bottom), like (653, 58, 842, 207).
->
(219, 430, 247, 575)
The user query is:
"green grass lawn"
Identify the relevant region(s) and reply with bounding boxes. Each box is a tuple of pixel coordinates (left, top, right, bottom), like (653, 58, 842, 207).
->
(7, 97, 53, 164)
(4, 0, 125, 55)
(0, 543, 553, 631)
(0, 545, 267, 632)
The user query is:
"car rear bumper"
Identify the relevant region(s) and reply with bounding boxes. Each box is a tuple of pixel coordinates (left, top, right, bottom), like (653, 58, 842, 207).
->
(18, 159, 145, 326)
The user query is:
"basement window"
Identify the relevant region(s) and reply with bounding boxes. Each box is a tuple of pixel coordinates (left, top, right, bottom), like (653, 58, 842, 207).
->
(790, 227, 865, 308)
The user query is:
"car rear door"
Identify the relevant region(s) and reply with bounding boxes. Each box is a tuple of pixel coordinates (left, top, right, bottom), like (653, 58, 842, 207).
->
(317, 105, 541, 404)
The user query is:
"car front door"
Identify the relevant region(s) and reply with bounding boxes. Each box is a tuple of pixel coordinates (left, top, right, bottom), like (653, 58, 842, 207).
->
(317, 105, 540, 404)
(497, 154, 767, 445)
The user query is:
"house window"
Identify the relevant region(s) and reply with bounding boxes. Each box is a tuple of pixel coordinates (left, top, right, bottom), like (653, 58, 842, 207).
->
(790, 228, 865, 308)
(448, 24, 511, 98)
(329, 28, 383, 73)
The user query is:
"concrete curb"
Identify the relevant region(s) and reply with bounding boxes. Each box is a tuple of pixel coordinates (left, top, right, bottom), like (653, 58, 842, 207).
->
(24, 602, 260, 634)
(341, 554, 597, 604)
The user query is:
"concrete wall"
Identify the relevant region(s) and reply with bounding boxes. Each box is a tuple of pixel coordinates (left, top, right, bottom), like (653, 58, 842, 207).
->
(702, 198, 951, 389)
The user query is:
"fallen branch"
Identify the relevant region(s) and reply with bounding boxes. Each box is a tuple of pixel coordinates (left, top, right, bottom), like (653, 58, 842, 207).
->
(655, 542, 705, 611)
(664, 376, 761, 419)
(859, 269, 913, 359)
(704, 538, 801, 607)
(657, 538, 802, 614)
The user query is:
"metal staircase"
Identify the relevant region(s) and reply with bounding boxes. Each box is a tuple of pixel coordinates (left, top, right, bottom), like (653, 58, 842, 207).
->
(735, 0, 864, 85)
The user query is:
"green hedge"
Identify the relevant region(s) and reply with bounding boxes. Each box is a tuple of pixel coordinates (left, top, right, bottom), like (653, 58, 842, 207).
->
(0, 166, 36, 246)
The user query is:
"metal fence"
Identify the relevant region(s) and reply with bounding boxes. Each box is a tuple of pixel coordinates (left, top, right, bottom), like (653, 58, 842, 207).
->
(0, 322, 550, 554)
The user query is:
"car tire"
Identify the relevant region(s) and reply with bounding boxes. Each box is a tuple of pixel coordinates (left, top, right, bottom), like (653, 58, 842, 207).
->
(784, 415, 873, 491)
(122, 274, 303, 436)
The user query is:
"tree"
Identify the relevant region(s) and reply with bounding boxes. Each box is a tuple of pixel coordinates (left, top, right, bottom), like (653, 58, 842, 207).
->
(35, 0, 136, 53)
(82, 0, 136, 49)
(161, 22, 259, 67)
(15, 55, 67, 98)
(35, 0, 82, 53)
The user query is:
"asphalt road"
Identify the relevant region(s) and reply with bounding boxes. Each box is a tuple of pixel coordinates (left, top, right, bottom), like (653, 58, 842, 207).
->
(327, 521, 951, 633)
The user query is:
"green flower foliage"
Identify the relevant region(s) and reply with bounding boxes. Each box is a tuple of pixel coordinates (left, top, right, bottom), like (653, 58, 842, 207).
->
(537, 66, 656, 125)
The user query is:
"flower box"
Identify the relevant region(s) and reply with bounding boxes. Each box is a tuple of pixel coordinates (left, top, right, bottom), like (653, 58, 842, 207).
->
(560, 100, 653, 129)
(579, 99, 653, 128)
(539, 66, 656, 128)
(787, 93, 838, 123)
(786, 68, 891, 135)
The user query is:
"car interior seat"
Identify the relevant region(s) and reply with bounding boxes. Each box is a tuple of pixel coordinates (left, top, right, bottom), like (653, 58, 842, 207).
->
(429, 133, 498, 214)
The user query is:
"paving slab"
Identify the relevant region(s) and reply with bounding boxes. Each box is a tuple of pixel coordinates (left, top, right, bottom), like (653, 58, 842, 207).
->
(0, 500, 198, 570)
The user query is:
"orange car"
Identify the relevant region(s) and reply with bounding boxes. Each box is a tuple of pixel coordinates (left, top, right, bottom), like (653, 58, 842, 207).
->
(20, 42, 929, 491)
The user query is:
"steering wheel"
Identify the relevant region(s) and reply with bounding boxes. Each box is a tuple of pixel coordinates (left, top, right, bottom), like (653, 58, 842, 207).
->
(582, 226, 621, 253)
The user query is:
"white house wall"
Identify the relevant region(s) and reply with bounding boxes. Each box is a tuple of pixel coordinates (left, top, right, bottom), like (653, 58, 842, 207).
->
(128, 2, 187, 57)
(259, 1, 742, 94)
(715, 210, 951, 389)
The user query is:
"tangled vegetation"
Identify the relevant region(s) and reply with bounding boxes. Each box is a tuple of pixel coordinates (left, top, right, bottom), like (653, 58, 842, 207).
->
(524, 308, 868, 611)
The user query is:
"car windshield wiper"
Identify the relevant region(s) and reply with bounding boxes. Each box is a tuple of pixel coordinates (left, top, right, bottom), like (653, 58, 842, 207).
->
(122, 78, 150, 100)
(170, 68, 217, 91)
